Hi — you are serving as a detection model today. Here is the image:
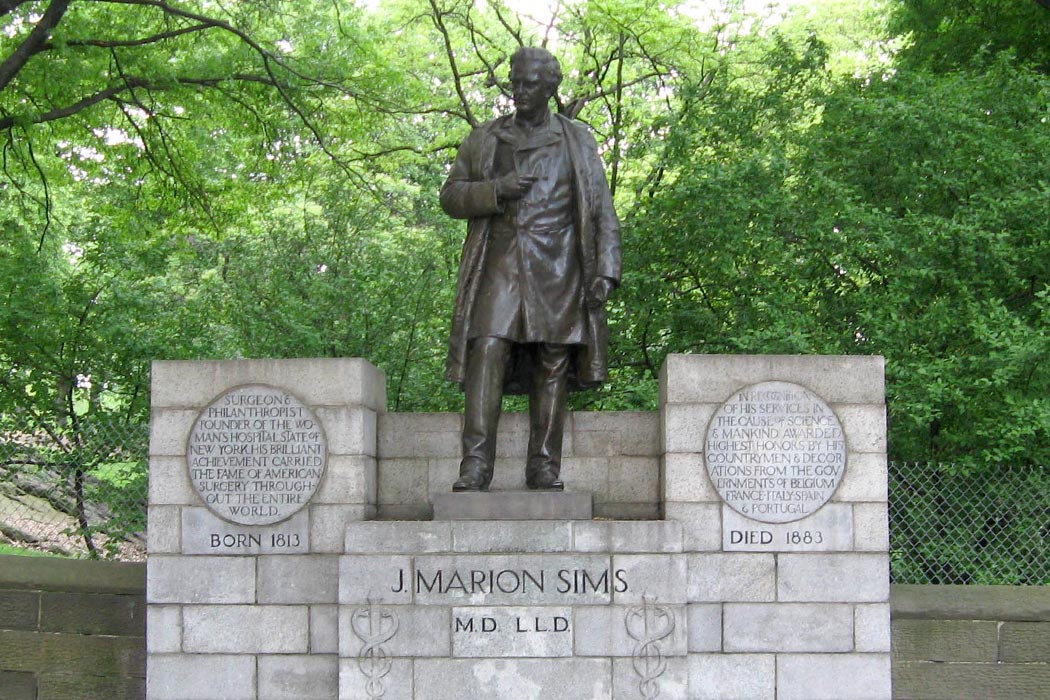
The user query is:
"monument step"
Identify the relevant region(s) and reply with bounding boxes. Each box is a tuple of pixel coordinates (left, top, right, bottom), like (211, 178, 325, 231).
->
(432, 490, 593, 520)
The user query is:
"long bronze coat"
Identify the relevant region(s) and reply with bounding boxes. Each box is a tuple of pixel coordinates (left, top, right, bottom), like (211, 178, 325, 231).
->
(441, 112, 621, 393)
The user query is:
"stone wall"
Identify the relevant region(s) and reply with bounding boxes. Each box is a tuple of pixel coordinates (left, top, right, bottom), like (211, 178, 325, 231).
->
(375, 411, 661, 520)
(891, 585, 1050, 700)
(4, 557, 1047, 700)
(0, 555, 146, 700)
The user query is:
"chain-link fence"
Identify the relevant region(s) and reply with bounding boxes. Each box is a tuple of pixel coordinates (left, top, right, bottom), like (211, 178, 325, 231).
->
(1, 420, 1048, 583)
(889, 461, 1050, 585)
(0, 419, 148, 560)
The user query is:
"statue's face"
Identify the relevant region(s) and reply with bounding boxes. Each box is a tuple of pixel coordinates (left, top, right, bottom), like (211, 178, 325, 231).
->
(510, 59, 553, 121)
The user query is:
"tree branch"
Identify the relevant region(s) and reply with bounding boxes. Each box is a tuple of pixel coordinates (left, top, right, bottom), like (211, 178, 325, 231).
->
(39, 23, 212, 52)
(0, 73, 288, 131)
(0, 0, 34, 19)
(428, 0, 478, 128)
(0, 0, 72, 91)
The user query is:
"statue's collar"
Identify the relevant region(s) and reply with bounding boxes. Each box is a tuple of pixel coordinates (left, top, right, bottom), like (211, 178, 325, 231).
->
(494, 112, 563, 149)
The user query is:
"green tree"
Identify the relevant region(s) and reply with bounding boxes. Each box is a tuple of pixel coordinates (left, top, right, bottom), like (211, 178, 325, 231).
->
(888, 0, 1050, 72)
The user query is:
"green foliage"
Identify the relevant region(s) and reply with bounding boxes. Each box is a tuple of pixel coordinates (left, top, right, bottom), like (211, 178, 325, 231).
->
(888, 0, 1050, 72)
(1, 0, 1048, 485)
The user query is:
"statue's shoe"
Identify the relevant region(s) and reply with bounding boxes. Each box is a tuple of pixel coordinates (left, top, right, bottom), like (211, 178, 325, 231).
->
(452, 459, 492, 491)
(526, 468, 564, 491)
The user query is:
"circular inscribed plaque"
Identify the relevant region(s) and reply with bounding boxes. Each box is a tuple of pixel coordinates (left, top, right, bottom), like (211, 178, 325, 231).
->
(705, 381, 847, 524)
(186, 384, 327, 525)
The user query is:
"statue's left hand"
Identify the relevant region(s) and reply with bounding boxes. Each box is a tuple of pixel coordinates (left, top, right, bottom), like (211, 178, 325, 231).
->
(587, 277, 615, 309)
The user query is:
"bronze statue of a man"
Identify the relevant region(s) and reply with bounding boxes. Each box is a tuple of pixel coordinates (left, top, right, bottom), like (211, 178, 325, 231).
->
(441, 47, 621, 491)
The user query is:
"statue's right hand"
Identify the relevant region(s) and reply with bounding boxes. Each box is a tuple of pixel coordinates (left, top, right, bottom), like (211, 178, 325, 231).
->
(495, 173, 539, 201)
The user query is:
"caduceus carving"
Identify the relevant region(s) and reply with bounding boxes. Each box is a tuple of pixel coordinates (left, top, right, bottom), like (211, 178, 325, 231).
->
(351, 603, 400, 700)
(625, 594, 676, 700)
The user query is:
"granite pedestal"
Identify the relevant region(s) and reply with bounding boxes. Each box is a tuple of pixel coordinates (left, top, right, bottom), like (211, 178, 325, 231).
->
(146, 354, 891, 700)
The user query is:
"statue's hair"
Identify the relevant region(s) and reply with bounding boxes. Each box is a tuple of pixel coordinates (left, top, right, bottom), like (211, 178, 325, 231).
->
(509, 47, 563, 90)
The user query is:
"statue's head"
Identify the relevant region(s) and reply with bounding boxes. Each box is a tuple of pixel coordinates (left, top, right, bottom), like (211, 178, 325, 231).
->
(509, 47, 563, 93)
(509, 47, 561, 120)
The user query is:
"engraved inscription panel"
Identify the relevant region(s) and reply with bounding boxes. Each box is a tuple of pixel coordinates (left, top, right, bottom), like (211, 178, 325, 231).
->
(186, 384, 327, 525)
(452, 606, 573, 657)
(705, 381, 846, 524)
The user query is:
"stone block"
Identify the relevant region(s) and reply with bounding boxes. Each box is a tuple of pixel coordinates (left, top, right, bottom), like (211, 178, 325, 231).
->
(340, 658, 413, 700)
(0, 556, 144, 594)
(594, 502, 661, 520)
(893, 660, 1050, 700)
(452, 520, 573, 552)
(258, 654, 338, 700)
(378, 458, 429, 505)
(573, 520, 683, 553)
(0, 591, 39, 631)
(834, 452, 888, 502)
(853, 502, 890, 551)
(777, 553, 890, 602)
(147, 606, 181, 654)
(777, 653, 892, 700)
(1, 628, 142, 676)
(413, 658, 612, 700)
(345, 521, 452, 554)
(40, 591, 144, 636)
(493, 412, 535, 458)
(572, 411, 656, 451)
(1000, 621, 1050, 663)
(662, 453, 719, 503)
(614, 656, 688, 700)
(663, 502, 722, 551)
(433, 491, 592, 521)
(612, 554, 687, 605)
(723, 603, 853, 652)
(687, 553, 776, 603)
(560, 457, 610, 497)
(151, 358, 386, 411)
(147, 556, 255, 604)
(378, 412, 460, 459)
(377, 503, 432, 520)
(316, 406, 376, 456)
(315, 455, 376, 505)
(575, 604, 686, 657)
(310, 605, 339, 654)
(147, 653, 255, 700)
(659, 354, 885, 405)
(606, 457, 661, 505)
(662, 403, 716, 454)
(452, 606, 573, 657)
(855, 603, 892, 653)
(0, 671, 35, 700)
(722, 503, 854, 552)
(412, 554, 614, 606)
(687, 653, 775, 700)
(891, 584, 1050, 621)
(488, 457, 530, 490)
(339, 606, 450, 657)
(687, 604, 722, 652)
(891, 619, 999, 662)
(148, 456, 197, 505)
(37, 674, 145, 700)
(427, 458, 462, 497)
(838, 404, 888, 454)
(147, 505, 181, 555)
(182, 605, 308, 653)
(573, 412, 657, 457)
(340, 555, 413, 604)
(181, 508, 310, 555)
(148, 409, 196, 457)
(258, 555, 339, 603)
(310, 504, 375, 553)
